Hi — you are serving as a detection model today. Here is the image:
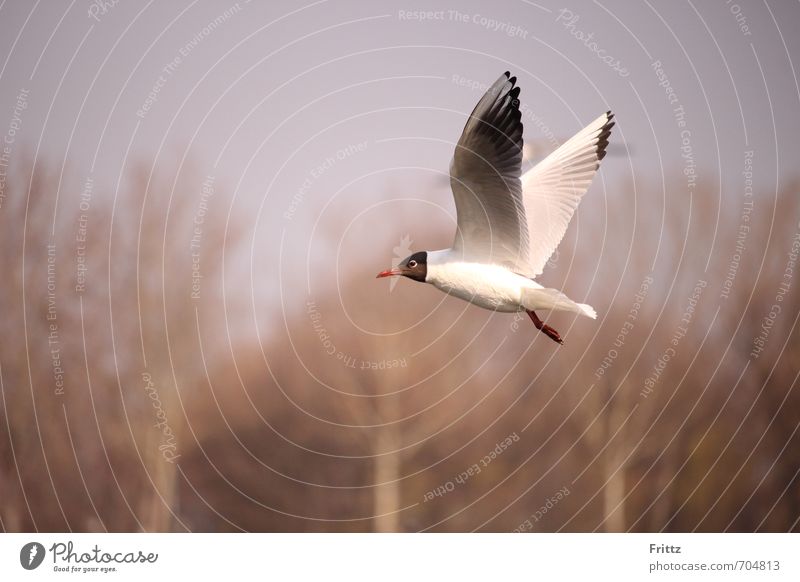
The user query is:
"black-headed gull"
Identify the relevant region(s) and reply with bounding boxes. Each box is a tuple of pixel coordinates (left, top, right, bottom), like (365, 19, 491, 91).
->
(377, 72, 614, 344)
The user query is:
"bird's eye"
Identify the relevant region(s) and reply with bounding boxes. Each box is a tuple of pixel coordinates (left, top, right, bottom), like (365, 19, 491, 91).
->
(408, 260, 417, 268)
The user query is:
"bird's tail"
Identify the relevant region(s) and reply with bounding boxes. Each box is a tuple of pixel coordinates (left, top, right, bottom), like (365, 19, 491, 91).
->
(521, 288, 597, 319)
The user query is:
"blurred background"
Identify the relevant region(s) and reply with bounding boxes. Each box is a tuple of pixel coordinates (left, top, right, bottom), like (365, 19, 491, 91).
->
(0, 0, 799, 532)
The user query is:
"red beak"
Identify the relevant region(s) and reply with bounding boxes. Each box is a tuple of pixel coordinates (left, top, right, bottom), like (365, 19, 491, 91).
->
(376, 268, 402, 278)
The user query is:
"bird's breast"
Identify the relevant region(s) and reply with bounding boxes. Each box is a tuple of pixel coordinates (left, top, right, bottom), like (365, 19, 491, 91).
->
(426, 262, 536, 312)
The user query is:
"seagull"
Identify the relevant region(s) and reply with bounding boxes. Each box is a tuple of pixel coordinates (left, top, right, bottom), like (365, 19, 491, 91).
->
(376, 72, 614, 344)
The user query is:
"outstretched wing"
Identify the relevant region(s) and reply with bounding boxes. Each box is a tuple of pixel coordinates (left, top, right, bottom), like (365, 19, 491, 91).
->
(449, 72, 529, 272)
(521, 111, 614, 277)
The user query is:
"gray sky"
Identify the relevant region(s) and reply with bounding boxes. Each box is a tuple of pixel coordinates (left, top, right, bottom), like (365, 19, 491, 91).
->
(1, 1, 797, 176)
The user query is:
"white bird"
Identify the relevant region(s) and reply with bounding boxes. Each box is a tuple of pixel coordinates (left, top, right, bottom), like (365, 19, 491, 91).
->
(377, 72, 614, 344)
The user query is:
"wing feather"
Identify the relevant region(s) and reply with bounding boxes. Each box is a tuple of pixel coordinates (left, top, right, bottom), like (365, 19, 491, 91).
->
(521, 111, 615, 277)
(449, 72, 529, 271)
(448, 73, 614, 277)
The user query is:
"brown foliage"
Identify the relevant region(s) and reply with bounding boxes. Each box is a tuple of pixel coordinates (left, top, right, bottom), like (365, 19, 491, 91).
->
(1, 161, 798, 532)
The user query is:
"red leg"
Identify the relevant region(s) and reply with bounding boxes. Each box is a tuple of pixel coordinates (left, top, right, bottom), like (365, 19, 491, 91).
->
(527, 310, 563, 345)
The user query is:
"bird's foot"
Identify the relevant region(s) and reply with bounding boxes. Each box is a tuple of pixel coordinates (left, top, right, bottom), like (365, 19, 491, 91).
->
(540, 324, 563, 344)
(526, 310, 563, 345)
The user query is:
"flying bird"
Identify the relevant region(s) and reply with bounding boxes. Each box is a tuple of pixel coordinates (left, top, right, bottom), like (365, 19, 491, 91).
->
(377, 72, 614, 344)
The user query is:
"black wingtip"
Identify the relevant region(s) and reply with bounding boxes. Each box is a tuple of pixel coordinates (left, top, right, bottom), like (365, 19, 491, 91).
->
(504, 70, 511, 78)
(596, 115, 615, 160)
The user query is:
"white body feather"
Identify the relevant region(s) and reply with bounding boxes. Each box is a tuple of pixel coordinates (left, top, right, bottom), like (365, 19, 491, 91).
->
(425, 250, 596, 318)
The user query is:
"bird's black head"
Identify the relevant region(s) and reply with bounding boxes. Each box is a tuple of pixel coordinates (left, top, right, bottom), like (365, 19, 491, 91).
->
(376, 251, 427, 283)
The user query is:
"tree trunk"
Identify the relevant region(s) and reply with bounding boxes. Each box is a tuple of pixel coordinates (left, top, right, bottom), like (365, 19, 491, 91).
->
(603, 403, 628, 532)
(372, 426, 401, 532)
(140, 374, 182, 532)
